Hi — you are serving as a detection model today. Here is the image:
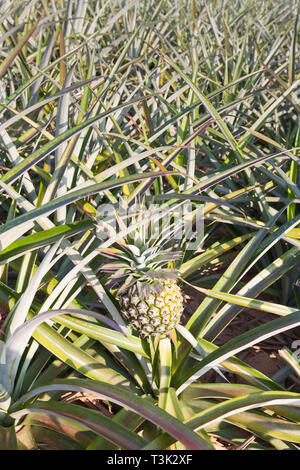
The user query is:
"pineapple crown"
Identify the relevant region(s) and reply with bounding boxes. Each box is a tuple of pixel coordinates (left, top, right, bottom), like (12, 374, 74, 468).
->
(98, 199, 183, 296)
(100, 236, 182, 296)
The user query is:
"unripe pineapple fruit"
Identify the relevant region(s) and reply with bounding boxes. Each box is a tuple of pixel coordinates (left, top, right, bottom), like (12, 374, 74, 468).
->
(98, 198, 186, 340)
(119, 279, 183, 339)
(100, 229, 184, 339)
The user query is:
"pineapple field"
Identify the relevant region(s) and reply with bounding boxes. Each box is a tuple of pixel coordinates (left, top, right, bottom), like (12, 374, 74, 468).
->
(0, 0, 300, 453)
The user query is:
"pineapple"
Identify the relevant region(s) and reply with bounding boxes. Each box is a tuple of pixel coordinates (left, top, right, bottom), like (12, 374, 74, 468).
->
(100, 224, 184, 339)
(119, 277, 183, 339)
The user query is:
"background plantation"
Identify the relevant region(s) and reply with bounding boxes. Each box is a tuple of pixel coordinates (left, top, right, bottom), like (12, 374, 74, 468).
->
(0, 0, 300, 451)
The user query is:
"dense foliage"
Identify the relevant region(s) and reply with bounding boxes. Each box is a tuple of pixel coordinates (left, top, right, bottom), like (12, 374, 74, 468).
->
(0, 0, 299, 450)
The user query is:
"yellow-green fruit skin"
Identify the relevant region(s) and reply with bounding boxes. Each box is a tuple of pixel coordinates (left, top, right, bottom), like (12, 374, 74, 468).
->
(119, 279, 183, 338)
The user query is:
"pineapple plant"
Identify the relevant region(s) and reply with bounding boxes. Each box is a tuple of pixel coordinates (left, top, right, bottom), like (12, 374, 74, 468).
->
(99, 206, 184, 339)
